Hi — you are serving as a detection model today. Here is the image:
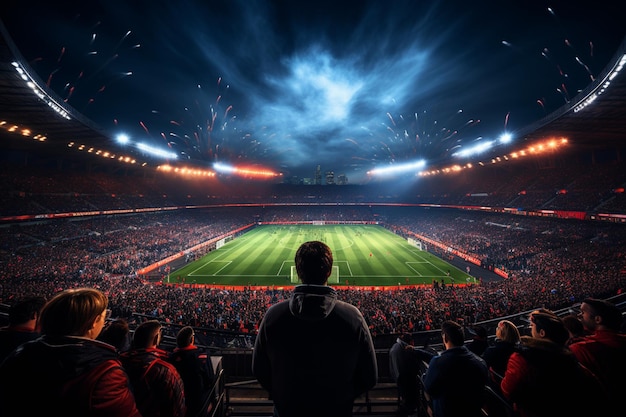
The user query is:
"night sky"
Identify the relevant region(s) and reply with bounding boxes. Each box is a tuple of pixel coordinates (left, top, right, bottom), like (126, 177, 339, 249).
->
(2, 1, 624, 183)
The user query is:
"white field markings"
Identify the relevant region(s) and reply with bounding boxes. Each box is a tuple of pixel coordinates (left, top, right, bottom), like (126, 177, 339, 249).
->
(405, 262, 424, 276)
(408, 249, 468, 280)
(334, 260, 353, 277)
(404, 250, 434, 276)
(409, 249, 430, 262)
(188, 246, 234, 276)
(198, 229, 296, 278)
(212, 261, 234, 276)
(188, 227, 455, 280)
(277, 260, 295, 276)
(187, 233, 269, 277)
(428, 254, 458, 278)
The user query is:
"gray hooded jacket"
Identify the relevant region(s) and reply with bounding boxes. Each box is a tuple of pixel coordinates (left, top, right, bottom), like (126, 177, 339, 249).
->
(252, 284, 378, 417)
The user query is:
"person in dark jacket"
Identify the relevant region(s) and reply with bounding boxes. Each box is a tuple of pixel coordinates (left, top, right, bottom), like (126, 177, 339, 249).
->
(389, 333, 424, 416)
(0, 295, 46, 363)
(562, 313, 587, 346)
(122, 319, 187, 417)
(481, 319, 520, 390)
(169, 326, 215, 417)
(252, 241, 378, 417)
(466, 324, 489, 356)
(0, 287, 141, 417)
(97, 318, 131, 353)
(423, 320, 489, 417)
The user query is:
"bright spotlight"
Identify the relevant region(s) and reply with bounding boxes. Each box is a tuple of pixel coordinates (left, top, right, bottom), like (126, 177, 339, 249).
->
(367, 160, 426, 176)
(213, 162, 236, 173)
(499, 133, 512, 144)
(136, 143, 177, 159)
(116, 134, 130, 145)
(452, 141, 494, 158)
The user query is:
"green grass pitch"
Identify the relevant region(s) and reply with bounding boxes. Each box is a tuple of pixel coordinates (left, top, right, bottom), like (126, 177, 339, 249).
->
(168, 224, 475, 287)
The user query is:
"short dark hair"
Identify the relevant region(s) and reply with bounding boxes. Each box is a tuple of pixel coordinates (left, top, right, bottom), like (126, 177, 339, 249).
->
(470, 325, 487, 339)
(400, 333, 413, 344)
(441, 320, 465, 346)
(582, 298, 623, 331)
(530, 312, 569, 345)
(562, 314, 584, 337)
(295, 241, 333, 285)
(98, 318, 130, 351)
(8, 296, 46, 326)
(132, 320, 162, 349)
(176, 326, 195, 348)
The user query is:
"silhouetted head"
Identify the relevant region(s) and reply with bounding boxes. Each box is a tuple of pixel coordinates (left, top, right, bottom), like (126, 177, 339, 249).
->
(579, 298, 623, 332)
(98, 318, 130, 351)
(8, 296, 46, 327)
(176, 326, 195, 348)
(132, 320, 162, 349)
(529, 312, 568, 346)
(295, 241, 333, 285)
(441, 320, 465, 348)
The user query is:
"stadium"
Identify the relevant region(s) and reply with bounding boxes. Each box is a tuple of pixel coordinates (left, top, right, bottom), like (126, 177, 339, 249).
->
(1, 3, 626, 417)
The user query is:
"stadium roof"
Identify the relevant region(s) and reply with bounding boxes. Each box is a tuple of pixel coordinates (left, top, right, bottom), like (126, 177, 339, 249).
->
(519, 38, 626, 150)
(1, 17, 626, 177)
(0, 19, 151, 166)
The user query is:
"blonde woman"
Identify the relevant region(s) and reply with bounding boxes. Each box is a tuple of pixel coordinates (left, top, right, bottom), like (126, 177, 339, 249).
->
(481, 320, 521, 384)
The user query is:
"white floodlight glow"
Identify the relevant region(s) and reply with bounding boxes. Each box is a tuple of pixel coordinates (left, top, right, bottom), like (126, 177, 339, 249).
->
(452, 140, 494, 158)
(213, 162, 236, 173)
(136, 142, 177, 159)
(11, 61, 71, 120)
(116, 134, 130, 145)
(574, 53, 626, 113)
(499, 133, 512, 144)
(367, 160, 426, 176)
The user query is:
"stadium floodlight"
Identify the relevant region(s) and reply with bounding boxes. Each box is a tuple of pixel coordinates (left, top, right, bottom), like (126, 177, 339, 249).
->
(136, 142, 177, 159)
(499, 133, 512, 144)
(367, 160, 426, 176)
(213, 162, 236, 173)
(574, 53, 626, 113)
(452, 140, 494, 158)
(212, 162, 279, 178)
(116, 134, 130, 145)
(11, 61, 71, 120)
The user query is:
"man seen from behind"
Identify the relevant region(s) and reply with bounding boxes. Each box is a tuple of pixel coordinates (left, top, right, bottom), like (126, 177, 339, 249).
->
(252, 241, 378, 417)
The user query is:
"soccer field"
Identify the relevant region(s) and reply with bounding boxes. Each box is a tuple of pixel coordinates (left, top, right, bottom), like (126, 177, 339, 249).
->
(169, 224, 474, 287)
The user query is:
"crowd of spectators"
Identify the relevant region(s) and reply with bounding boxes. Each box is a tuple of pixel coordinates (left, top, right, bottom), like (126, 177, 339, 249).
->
(2, 153, 626, 215)
(1, 204, 624, 343)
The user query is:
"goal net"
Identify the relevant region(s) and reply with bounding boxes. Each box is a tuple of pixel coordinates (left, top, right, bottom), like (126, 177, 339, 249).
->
(290, 265, 340, 284)
(407, 237, 423, 251)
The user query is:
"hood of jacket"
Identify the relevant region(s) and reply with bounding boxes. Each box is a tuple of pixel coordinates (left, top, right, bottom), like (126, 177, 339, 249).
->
(288, 284, 337, 321)
(11, 335, 118, 381)
(517, 335, 579, 367)
(121, 347, 168, 368)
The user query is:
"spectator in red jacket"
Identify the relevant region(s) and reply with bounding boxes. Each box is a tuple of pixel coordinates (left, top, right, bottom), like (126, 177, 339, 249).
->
(501, 310, 606, 417)
(122, 319, 186, 417)
(569, 298, 626, 417)
(0, 287, 141, 417)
